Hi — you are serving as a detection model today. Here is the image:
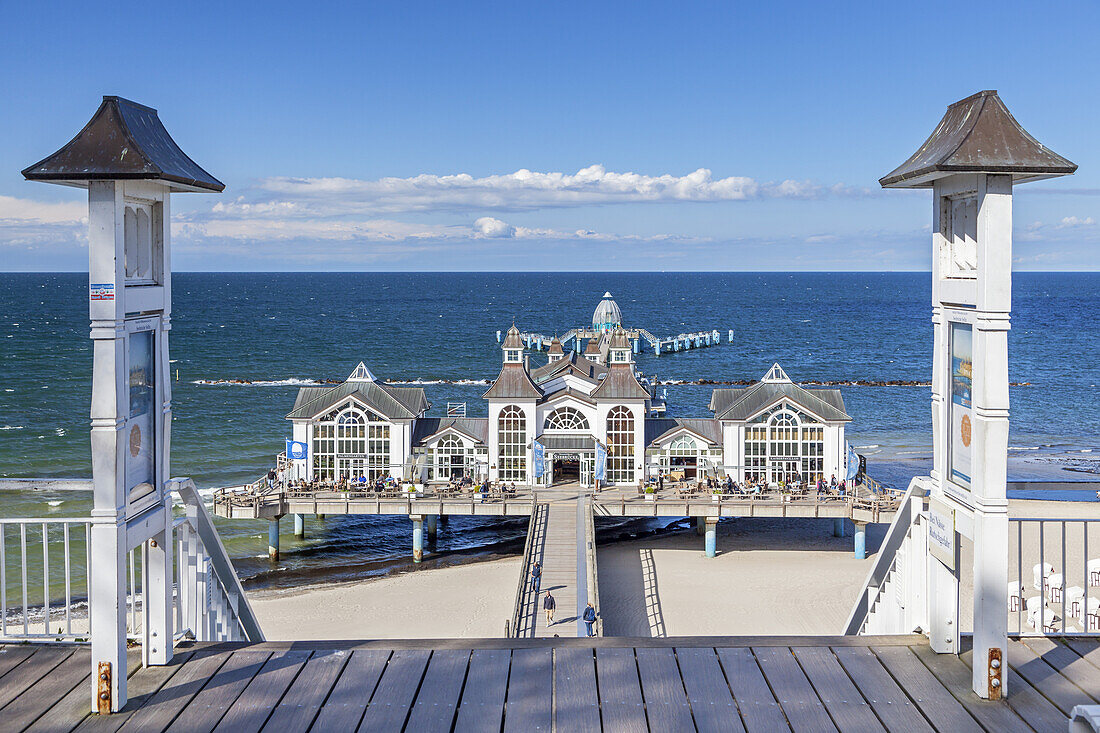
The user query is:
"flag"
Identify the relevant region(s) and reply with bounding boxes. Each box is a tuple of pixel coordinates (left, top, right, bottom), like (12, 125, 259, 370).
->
(533, 439, 546, 478)
(846, 443, 859, 480)
(286, 439, 309, 461)
(595, 440, 607, 481)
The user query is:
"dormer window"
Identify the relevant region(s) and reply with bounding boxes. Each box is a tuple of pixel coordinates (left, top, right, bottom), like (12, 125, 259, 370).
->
(611, 350, 629, 363)
(505, 349, 522, 363)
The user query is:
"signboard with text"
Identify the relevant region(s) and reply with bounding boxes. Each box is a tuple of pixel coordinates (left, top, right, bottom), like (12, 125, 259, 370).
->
(948, 322, 973, 491)
(928, 499, 956, 570)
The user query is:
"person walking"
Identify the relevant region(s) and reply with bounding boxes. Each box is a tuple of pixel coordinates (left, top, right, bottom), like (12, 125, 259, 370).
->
(531, 561, 542, 594)
(582, 602, 597, 637)
(543, 590, 556, 626)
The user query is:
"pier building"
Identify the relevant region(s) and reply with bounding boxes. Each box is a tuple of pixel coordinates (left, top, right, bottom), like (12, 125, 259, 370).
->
(285, 326, 850, 488)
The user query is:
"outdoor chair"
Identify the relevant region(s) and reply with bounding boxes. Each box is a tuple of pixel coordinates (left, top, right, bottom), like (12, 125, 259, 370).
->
(1007, 581, 1024, 612)
(1033, 562, 1055, 591)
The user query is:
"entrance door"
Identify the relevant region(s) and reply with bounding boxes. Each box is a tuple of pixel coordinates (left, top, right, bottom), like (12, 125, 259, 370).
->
(553, 458, 580, 485)
(449, 454, 465, 480)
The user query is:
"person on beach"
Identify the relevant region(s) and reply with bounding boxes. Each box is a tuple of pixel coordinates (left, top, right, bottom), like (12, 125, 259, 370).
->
(531, 561, 542, 594)
(543, 590, 556, 625)
(583, 602, 597, 637)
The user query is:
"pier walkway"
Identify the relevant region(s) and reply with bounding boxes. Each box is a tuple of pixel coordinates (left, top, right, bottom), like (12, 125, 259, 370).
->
(511, 487, 596, 639)
(3, 636, 1097, 731)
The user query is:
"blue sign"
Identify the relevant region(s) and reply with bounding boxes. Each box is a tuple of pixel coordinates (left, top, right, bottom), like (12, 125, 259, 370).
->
(286, 439, 309, 461)
(533, 440, 545, 478)
(595, 441, 607, 482)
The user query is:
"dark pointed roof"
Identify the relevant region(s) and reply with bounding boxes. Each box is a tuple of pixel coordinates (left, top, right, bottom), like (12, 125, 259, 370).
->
(22, 96, 224, 192)
(483, 364, 541, 400)
(502, 325, 524, 349)
(584, 338, 602, 355)
(609, 328, 630, 350)
(547, 336, 564, 356)
(591, 364, 650, 400)
(880, 90, 1077, 189)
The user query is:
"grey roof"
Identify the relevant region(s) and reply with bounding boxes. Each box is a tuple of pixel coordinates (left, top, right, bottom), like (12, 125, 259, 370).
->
(591, 365, 650, 400)
(287, 380, 428, 420)
(530, 351, 606, 384)
(609, 328, 630, 350)
(22, 96, 224, 192)
(539, 386, 597, 406)
(880, 90, 1077, 189)
(533, 434, 597, 452)
(502, 325, 524, 349)
(710, 382, 849, 422)
(412, 418, 489, 446)
(547, 337, 564, 355)
(584, 338, 602, 355)
(645, 418, 723, 447)
(483, 364, 541, 400)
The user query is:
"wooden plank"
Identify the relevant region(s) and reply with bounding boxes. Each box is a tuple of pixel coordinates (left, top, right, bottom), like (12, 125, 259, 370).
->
(870, 647, 982, 733)
(503, 648, 552, 733)
(165, 651, 271, 733)
(594, 648, 646, 733)
(791, 647, 883, 733)
(831, 647, 932, 733)
(0, 647, 74, 710)
(1006, 637, 1098, 715)
(1002, 668, 1069, 732)
(0, 645, 37, 680)
(716, 647, 789, 733)
(553, 648, 600, 732)
(910, 646, 1028, 732)
(1064, 638, 1100, 671)
(1020, 637, 1100, 705)
(212, 651, 311, 733)
(753, 646, 835, 733)
(114, 651, 233, 733)
(0, 647, 91, 731)
(453, 649, 510, 732)
(675, 647, 744, 733)
(309, 649, 389, 732)
(39, 651, 192, 733)
(635, 647, 694, 732)
(357, 649, 430, 731)
(260, 649, 349, 733)
(405, 650, 470, 733)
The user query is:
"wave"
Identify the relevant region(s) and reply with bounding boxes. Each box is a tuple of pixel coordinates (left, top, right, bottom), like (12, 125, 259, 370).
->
(193, 378, 330, 387)
(855, 445, 880, 449)
(47, 500, 63, 507)
(0, 425, 24, 430)
(1009, 446, 1041, 451)
(190, 376, 1034, 389)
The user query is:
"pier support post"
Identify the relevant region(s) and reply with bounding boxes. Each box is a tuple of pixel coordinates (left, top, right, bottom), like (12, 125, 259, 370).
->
(268, 519, 280, 561)
(412, 515, 424, 563)
(293, 513, 305, 539)
(704, 518, 718, 557)
(426, 514, 438, 539)
(695, 516, 705, 536)
(833, 518, 846, 538)
(728, 329, 734, 343)
(854, 522, 866, 560)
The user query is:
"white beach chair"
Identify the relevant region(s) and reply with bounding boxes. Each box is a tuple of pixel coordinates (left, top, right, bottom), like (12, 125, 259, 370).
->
(1088, 558, 1100, 587)
(1007, 581, 1025, 612)
(1083, 597, 1100, 631)
(1048, 573, 1066, 604)
(1067, 586, 1086, 617)
(1033, 562, 1054, 591)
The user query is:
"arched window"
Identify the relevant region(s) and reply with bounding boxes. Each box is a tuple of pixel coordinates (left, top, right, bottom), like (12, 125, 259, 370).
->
(310, 405, 390, 482)
(606, 406, 635, 484)
(432, 434, 466, 481)
(744, 406, 824, 484)
(669, 435, 698, 455)
(337, 410, 366, 454)
(544, 407, 590, 431)
(498, 406, 527, 482)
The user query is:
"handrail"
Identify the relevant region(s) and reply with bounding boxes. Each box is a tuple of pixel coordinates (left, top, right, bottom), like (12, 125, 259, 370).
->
(583, 493, 601, 637)
(170, 478, 264, 641)
(508, 495, 542, 638)
(842, 476, 928, 635)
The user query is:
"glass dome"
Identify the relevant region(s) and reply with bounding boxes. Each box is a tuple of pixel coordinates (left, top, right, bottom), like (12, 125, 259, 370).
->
(592, 291, 622, 332)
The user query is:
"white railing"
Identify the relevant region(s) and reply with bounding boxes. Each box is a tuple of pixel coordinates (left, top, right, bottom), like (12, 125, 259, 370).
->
(0, 478, 262, 648)
(1009, 517, 1100, 636)
(843, 476, 930, 635)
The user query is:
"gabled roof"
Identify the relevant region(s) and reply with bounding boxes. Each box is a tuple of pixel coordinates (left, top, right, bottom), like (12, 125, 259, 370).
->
(412, 418, 489, 446)
(22, 96, 224, 192)
(483, 364, 541, 400)
(644, 418, 723, 447)
(287, 376, 429, 420)
(710, 382, 849, 422)
(539, 386, 597, 407)
(591, 365, 650, 400)
(530, 351, 606, 384)
(880, 90, 1077, 189)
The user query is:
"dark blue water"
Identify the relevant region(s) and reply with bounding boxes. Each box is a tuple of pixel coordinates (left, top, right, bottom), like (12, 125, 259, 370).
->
(1, 272, 1097, 589)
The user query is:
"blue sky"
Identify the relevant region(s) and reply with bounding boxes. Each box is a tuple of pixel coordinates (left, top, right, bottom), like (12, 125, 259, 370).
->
(1, 1, 1097, 271)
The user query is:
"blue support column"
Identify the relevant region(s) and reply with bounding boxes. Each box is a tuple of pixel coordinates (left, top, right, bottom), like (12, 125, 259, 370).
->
(633, 338, 640, 354)
(426, 514, 438, 539)
(728, 329, 734, 343)
(833, 517, 846, 537)
(293, 513, 304, 539)
(705, 519, 717, 557)
(412, 516, 424, 563)
(854, 523, 867, 560)
(655, 342, 661, 355)
(268, 518, 280, 561)
(496, 330, 501, 343)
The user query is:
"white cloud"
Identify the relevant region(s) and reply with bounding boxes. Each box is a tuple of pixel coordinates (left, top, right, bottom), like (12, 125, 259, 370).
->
(472, 217, 516, 238)
(0, 195, 86, 224)
(1057, 215, 1095, 228)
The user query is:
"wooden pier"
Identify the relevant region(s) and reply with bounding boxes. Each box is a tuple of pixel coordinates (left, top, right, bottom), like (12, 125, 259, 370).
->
(2, 636, 1097, 731)
(507, 326, 732, 356)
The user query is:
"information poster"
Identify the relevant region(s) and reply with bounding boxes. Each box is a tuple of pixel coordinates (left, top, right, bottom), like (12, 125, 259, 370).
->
(949, 322, 972, 489)
(127, 329, 156, 501)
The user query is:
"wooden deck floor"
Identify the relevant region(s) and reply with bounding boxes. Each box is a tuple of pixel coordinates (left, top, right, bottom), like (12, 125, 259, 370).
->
(2, 636, 1098, 732)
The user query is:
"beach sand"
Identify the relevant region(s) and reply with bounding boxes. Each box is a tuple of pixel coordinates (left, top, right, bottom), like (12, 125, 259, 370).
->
(248, 556, 521, 640)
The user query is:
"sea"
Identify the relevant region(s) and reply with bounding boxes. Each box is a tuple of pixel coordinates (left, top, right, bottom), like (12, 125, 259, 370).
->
(1, 272, 1098, 602)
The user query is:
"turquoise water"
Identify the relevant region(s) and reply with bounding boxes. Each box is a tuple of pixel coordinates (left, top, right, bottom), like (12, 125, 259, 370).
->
(0, 272, 1097, 598)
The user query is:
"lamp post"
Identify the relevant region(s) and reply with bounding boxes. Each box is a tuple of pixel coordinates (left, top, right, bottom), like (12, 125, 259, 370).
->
(23, 96, 224, 712)
(881, 90, 1076, 699)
